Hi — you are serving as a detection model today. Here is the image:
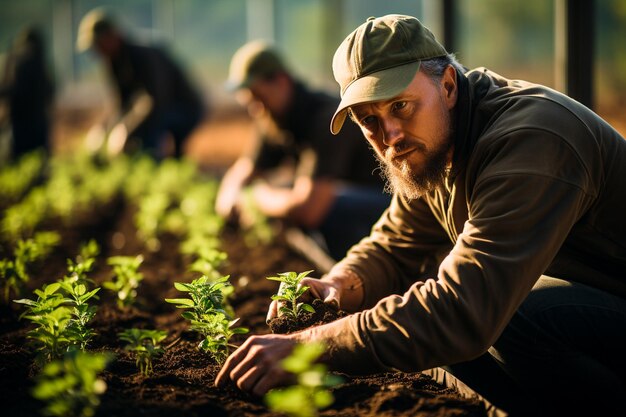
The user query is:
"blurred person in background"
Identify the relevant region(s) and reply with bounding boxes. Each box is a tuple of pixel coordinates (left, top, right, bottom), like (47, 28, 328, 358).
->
(216, 15, 626, 416)
(215, 41, 390, 262)
(76, 8, 205, 160)
(0, 26, 54, 160)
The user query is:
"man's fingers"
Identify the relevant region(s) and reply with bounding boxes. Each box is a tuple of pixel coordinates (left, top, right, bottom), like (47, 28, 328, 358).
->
(323, 286, 340, 309)
(251, 366, 294, 397)
(215, 339, 252, 387)
(266, 299, 278, 324)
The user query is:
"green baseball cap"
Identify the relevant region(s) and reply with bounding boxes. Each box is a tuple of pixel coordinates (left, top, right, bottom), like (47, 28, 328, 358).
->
(330, 14, 448, 134)
(76, 8, 115, 53)
(227, 40, 287, 91)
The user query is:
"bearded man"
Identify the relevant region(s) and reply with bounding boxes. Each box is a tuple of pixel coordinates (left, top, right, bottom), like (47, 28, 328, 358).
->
(216, 14, 626, 417)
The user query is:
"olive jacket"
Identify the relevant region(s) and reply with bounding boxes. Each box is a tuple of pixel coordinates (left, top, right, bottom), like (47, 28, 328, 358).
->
(318, 67, 626, 374)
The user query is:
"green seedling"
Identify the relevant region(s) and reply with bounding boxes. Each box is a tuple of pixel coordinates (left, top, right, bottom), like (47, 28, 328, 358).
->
(188, 247, 228, 282)
(265, 342, 342, 417)
(32, 350, 111, 417)
(118, 328, 168, 376)
(14, 282, 72, 363)
(267, 270, 315, 320)
(1, 231, 60, 303)
(58, 280, 99, 351)
(240, 187, 274, 246)
(165, 275, 247, 363)
(193, 312, 248, 363)
(166, 275, 231, 318)
(103, 255, 144, 308)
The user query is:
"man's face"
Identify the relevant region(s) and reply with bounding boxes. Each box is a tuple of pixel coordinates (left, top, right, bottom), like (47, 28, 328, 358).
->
(235, 74, 292, 119)
(350, 66, 458, 200)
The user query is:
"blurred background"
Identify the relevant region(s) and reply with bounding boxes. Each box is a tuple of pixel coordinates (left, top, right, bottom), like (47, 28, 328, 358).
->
(1, 0, 625, 169)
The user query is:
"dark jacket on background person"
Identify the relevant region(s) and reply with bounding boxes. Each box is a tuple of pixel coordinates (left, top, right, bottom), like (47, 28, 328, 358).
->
(252, 81, 383, 187)
(320, 67, 626, 373)
(0, 28, 54, 158)
(108, 40, 204, 157)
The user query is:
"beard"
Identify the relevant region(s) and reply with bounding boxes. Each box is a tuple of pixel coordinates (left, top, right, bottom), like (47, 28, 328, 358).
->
(376, 114, 454, 201)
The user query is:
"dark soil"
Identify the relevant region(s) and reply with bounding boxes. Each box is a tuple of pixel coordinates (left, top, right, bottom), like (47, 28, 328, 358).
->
(0, 201, 489, 417)
(268, 298, 348, 334)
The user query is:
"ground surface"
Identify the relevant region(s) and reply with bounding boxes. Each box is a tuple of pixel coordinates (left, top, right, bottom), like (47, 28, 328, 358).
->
(0, 200, 490, 417)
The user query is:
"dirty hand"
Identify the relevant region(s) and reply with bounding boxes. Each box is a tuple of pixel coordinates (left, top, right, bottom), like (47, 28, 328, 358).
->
(266, 277, 341, 323)
(215, 333, 299, 396)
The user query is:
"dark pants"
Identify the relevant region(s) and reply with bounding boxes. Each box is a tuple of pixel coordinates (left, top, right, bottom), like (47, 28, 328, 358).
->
(424, 276, 626, 417)
(132, 104, 203, 160)
(315, 186, 390, 261)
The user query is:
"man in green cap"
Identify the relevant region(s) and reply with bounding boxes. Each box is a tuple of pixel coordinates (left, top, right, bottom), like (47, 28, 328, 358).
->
(216, 40, 389, 261)
(216, 15, 626, 416)
(76, 8, 205, 159)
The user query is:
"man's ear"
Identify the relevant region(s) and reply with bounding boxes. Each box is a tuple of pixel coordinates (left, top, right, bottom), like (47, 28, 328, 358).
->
(441, 65, 458, 109)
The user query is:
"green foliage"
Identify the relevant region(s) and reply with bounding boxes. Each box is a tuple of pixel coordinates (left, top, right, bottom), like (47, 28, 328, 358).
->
(14, 282, 72, 363)
(103, 255, 144, 308)
(165, 275, 248, 363)
(63, 240, 100, 288)
(58, 281, 100, 351)
(240, 187, 274, 246)
(187, 247, 228, 281)
(265, 342, 342, 417)
(194, 313, 248, 363)
(267, 270, 315, 320)
(118, 328, 168, 376)
(32, 350, 111, 417)
(1, 231, 60, 302)
(0, 149, 45, 205)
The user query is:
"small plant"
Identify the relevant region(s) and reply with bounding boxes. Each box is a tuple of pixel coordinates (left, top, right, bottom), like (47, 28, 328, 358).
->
(188, 247, 228, 282)
(267, 270, 315, 320)
(32, 350, 112, 417)
(118, 328, 168, 376)
(14, 282, 72, 363)
(1, 231, 60, 303)
(192, 312, 248, 363)
(165, 275, 248, 363)
(265, 342, 342, 417)
(103, 255, 144, 308)
(58, 280, 100, 351)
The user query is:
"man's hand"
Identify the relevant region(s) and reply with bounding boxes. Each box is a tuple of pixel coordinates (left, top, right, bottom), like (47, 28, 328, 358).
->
(215, 333, 299, 396)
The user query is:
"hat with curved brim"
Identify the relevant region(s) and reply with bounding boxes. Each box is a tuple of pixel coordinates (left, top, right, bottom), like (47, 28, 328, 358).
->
(226, 40, 286, 91)
(330, 14, 447, 134)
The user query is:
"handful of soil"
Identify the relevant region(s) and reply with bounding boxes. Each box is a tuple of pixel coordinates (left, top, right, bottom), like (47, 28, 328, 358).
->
(268, 298, 348, 334)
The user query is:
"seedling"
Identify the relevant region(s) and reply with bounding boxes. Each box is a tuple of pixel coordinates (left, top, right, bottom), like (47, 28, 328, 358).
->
(118, 328, 168, 376)
(1, 231, 60, 303)
(61, 239, 100, 290)
(165, 275, 248, 363)
(58, 280, 100, 351)
(14, 282, 72, 363)
(188, 247, 228, 282)
(267, 270, 315, 320)
(265, 342, 342, 417)
(103, 255, 144, 308)
(193, 312, 248, 363)
(32, 350, 111, 417)
(166, 275, 231, 318)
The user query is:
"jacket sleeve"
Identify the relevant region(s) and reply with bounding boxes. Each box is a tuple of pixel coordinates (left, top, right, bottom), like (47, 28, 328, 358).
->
(334, 192, 452, 309)
(320, 129, 596, 375)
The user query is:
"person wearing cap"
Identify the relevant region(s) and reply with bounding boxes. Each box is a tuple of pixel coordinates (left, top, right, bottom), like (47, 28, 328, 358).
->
(76, 8, 205, 159)
(216, 14, 626, 416)
(215, 40, 389, 261)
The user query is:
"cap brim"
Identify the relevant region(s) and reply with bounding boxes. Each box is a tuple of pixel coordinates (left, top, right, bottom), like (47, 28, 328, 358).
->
(330, 60, 421, 134)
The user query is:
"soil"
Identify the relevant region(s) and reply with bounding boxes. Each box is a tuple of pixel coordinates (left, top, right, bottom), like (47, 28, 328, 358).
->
(0, 200, 489, 417)
(268, 299, 348, 335)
